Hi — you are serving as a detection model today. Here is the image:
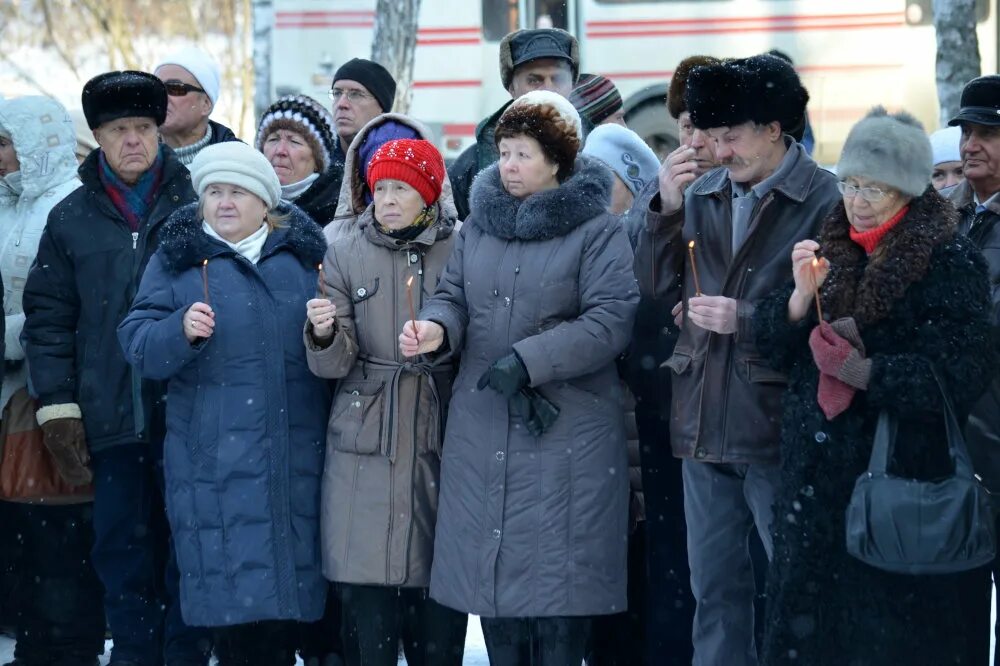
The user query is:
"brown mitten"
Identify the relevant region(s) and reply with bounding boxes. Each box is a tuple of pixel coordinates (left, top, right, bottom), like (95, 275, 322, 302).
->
(36, 404, 91, 486)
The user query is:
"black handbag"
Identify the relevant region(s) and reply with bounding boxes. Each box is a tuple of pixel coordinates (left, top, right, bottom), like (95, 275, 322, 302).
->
(845, 367, 996, 575)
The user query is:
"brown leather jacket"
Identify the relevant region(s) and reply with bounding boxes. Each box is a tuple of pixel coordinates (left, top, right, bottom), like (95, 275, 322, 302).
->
(635, 143, 839, 465)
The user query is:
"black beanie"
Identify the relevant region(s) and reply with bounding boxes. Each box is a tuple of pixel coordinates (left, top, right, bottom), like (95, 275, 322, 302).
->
(332, 58, 397, 112)
(82, 71, 167, 130)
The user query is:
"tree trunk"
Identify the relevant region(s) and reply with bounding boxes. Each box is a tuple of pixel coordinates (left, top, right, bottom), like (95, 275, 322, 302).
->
(371, 0, 423, 114)
(933, 0, 981, 127)
(252, 0, 274, 124)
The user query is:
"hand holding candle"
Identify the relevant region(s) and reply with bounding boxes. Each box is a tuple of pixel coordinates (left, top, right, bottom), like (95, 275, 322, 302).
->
(201, 259, 210, 305)
(811, 258, 824, 322)
(317, 263, 328, 298)
(688, 240, 703, 296)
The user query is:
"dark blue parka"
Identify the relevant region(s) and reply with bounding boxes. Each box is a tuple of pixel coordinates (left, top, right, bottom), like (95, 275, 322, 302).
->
(117, 202, 329, 627)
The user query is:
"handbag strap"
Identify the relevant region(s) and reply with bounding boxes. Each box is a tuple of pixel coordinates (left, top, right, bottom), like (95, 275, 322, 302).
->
(868, 364, 976, 479)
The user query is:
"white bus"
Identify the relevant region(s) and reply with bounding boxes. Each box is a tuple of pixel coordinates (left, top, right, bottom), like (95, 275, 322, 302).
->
(269, 0, 999, 164)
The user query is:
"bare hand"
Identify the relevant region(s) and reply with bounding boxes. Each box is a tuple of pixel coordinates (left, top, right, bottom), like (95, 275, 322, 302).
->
(399, 320, 444, 357)
(658, 145, 700, 215)
(671, 301, 684, 328)
(688, 296, 738, 334)
(307, 298, 337, 340)
(183, 302, 215, 343)
(788, 240, 829, 322)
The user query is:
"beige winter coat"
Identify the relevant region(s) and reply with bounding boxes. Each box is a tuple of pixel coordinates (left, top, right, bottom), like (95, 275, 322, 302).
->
(306, 200, 458, 587)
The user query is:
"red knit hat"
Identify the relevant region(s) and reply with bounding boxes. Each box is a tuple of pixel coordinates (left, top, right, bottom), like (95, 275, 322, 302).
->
(365, 139, 445, 206)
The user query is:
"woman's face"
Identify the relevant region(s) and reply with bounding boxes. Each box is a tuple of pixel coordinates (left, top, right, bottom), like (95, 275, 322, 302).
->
(262, 129, 318, 186)
(0, 135, 21, 177)
(373, 178, 426, 230)
(202, 183, 268, 243)
(841, 177, 907, 233)
(498, 135, 560, 198)
(931, 160, 963, 191)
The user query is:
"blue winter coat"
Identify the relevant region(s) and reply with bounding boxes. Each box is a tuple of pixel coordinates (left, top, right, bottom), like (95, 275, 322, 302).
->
(117, 202, 329, 627)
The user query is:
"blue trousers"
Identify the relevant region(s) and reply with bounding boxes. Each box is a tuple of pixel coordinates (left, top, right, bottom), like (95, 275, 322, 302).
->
(90, 443, 211, 666)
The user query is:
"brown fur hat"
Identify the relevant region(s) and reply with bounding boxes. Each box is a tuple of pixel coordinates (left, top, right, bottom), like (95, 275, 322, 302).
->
(667, 55, 720, 119)
(495, 90, 583, 180)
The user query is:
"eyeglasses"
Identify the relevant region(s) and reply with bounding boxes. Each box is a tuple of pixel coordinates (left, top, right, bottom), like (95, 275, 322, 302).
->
(163, 80, 206, 97)
(837, 181, 889, 203)
(328, 88, 373, 103)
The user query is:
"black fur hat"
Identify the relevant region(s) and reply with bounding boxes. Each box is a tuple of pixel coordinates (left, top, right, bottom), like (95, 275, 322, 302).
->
(685, 54, 808, 132)
(667, 55, 720, 120)
(82, 71, 167, 130)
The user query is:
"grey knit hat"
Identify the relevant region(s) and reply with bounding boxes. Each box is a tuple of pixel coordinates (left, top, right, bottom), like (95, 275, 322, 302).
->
(836, 106, 932, 198)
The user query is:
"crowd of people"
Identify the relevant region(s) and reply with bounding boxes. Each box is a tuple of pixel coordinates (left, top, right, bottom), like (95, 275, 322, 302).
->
(0, 23, 998, 666)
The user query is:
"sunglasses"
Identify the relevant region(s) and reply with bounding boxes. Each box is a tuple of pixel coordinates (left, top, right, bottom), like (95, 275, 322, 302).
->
(163, 80, 206, 97)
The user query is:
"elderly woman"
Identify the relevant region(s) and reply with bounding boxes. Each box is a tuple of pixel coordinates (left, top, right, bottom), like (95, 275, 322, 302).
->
(117, 142, 329, 666)
(400, 91, 638, 665)
(753, 107, 995, 665)
(0, 95, 106, 666)
(257, 95, 342, 227)
(304, 137, 467, 666)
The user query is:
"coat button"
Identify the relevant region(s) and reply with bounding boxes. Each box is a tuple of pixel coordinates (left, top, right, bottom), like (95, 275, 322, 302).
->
(409, 253, 419, 263)
(504, 297, 511, 308)
(357, 287, 367, 298)
(694, 447, 707, 459)
(492, 528, 501, 539)
(493, 289, 499, 297)
(514, 266, 520, 274)
(495, 451, 505, 462)
(814, 431, 827, 443)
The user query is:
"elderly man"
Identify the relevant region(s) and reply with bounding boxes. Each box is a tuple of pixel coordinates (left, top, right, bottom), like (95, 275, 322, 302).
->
(448, 28, 580, 219)
(634, 55, 839, 666)
(946, 74, 1000, 666)
(155, 46, 238, 164)
(21, 70, 209, 666)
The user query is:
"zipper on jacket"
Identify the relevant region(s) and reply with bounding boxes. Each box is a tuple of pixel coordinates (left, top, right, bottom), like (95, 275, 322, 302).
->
(131, 232, 138, 250)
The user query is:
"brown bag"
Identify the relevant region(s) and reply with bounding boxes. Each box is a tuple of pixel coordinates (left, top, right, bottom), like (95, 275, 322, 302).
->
(0, 387, 93, 504)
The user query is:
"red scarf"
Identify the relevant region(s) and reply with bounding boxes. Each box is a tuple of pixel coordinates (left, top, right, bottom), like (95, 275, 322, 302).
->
(848, 205, 909, 254)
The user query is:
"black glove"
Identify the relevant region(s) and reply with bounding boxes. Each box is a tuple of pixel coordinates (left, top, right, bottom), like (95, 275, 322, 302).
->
(477, 351, 530, 399)
(508, 388, 561, 437)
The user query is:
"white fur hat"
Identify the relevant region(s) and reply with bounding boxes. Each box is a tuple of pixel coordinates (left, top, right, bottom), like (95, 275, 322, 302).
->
(508, 90, 583, 143)
(156, 46, 222, 107)
(189, 142, 281, 209)
(836, 107, 932, 198)
(582, 124, 660, 196)
(929, 126, 962, 166)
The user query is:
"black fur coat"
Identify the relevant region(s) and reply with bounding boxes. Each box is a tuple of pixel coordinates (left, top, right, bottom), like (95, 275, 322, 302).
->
(752, 188, 996, 665)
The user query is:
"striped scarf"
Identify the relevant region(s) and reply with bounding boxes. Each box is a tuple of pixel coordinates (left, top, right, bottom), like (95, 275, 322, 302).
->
(97, 146, 165, 232)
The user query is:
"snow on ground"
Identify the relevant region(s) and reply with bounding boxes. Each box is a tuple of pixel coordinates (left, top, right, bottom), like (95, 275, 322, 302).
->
(0, 616, 490, 665)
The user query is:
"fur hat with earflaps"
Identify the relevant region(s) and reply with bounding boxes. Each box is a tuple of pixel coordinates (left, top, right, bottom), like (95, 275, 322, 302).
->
(667, 55, 720, 120)
(495, 90, 583, 180)
(685, 54, 808, 132)
(837, 106, 932, 198)
(499, 29, 580, 91)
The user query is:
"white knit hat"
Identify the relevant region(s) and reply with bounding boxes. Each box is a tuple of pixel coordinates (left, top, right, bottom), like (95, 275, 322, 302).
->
(929, 126, 962, 166)
(156, 46, 222, 106)
(189, 142, 281, 209)
(583, 124, 660, 196)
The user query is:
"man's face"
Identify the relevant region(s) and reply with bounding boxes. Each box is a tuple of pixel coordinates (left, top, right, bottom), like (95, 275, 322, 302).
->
(330, 79, 383, 150)
(960, 121, 1000, 196)
(508, 59, 574, 99)
(94, 117, 159, 185)
(678, 111, 716, 176)
(707, 121, 782, 186)
(154, 64, 211, 136)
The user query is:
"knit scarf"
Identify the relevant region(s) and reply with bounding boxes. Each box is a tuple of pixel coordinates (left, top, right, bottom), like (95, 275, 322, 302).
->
(172, 127, 212, 166)
(376, 205, 435, 242)
(98, 146, 165, 232)
(849, 205, 909, 254)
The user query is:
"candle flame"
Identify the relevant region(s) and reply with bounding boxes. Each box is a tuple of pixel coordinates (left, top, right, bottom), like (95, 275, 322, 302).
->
(203, 259, 208, 267)
(407, 276, 414, 287)
(688, 240, 695, 249)
(812, 258, 819, 268)
(318, 263, 323, 271)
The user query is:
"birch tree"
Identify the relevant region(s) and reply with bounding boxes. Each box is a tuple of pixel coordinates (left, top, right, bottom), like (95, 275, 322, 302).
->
(933, 0, 981, 127)
(371, 0, 423, 114)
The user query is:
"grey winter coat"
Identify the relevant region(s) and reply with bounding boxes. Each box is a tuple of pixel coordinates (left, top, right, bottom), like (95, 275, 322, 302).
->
(306, 197, 458, 588)
(423, 155, 639, 618)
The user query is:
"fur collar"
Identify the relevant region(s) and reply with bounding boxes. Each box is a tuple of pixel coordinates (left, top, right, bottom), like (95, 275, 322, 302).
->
(158, 201, 326, 274)
(819, 187, 957, 327)
(469, 154, 612, 241)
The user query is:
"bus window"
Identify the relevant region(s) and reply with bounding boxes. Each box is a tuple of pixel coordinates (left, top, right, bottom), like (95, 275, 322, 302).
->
(483, 0, 519, 41)
(905, 0, 990, 25)
(594, 0, 729, 3)
(535, 0, 569, 30)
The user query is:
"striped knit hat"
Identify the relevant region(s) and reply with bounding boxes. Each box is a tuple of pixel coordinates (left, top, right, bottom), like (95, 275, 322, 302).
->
(255, 95, 338, 173)
(569, 74, 623, 127)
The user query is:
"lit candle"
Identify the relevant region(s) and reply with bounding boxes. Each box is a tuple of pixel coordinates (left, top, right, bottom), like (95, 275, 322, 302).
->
(812, 258, 824, 322)
(688, 240, 702, 296)
(406, 275, 419, 345)
(317, 263, 328, 299)
(201, 259, 210, 305)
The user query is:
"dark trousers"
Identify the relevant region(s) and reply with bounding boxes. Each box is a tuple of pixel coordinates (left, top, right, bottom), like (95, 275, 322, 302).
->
(7, 502, 105, 666)
(339, 583, 466, 666)
(298, 583, 344, 664)
(214, 620, 297, 666)
(481, 616, 591, 666)
(636, 409, 694, 666)
(90, 443, 211, 666)
(586, 524, 646, 666)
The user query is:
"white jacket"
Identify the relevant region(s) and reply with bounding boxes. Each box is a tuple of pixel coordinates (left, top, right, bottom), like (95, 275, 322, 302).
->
(0, 96, 80, 410)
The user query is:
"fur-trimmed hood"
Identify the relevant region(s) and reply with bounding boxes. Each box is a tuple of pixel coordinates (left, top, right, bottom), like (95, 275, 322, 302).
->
(819, 186, 958, 326)
(158, 201, 326, 273)
(468, 154, 612, 241)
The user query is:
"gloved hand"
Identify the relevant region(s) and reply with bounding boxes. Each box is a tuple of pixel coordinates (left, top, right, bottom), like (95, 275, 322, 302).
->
(38, 415, 92, 486)
(809, 320, 872, 389)
(509, 388, 561, 437)
(477, 352, 530, 399)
